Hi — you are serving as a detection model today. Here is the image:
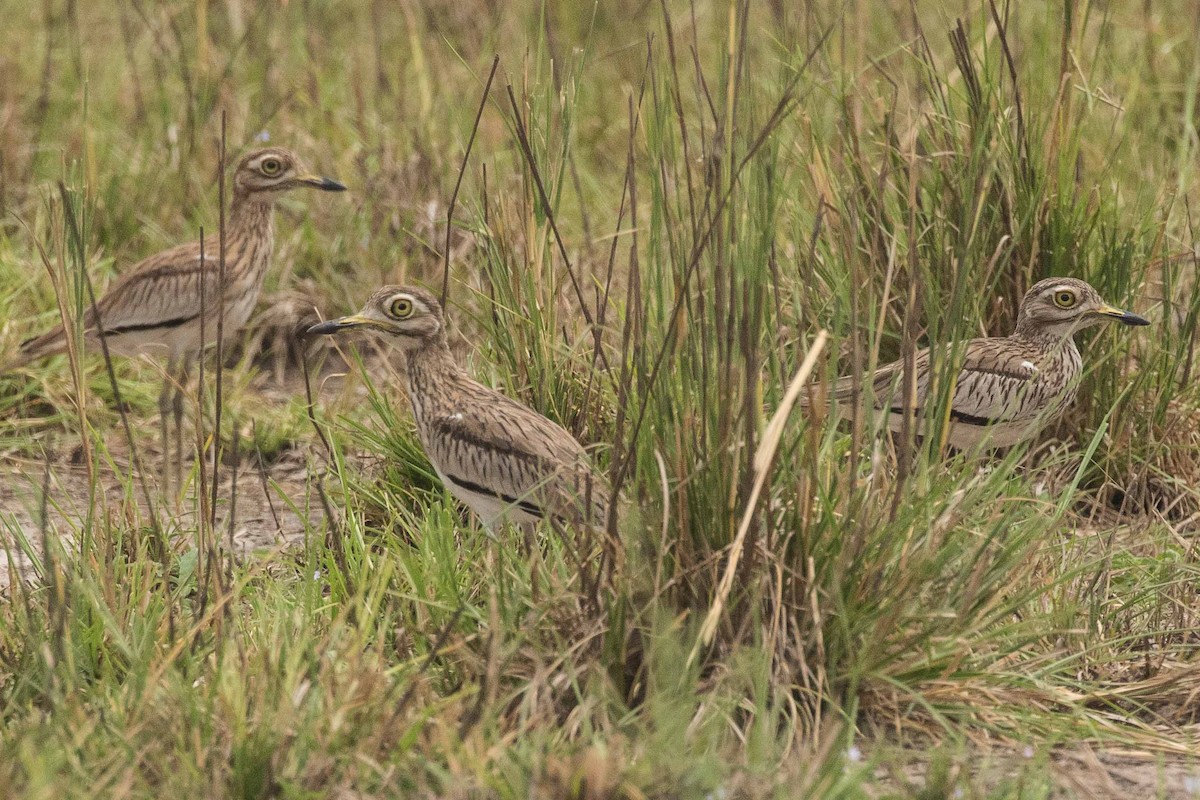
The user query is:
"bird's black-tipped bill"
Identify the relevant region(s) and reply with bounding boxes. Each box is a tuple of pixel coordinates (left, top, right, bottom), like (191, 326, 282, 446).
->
(301, 175, 347, 191)
(307, 318, 356, 336)
(1095, 305, 1150, 327)
(1118, 311, 1151, 327)
(306, 313, 389, 336)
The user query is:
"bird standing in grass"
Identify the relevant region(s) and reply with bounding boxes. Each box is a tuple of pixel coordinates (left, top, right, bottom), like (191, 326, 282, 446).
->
(10, 147, 346, 491)
(308, 286, 610, 532)
(804, 277, 1150, 450)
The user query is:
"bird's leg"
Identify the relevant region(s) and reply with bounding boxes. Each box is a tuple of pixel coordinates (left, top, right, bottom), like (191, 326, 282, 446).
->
(521, 522, 541, 604)
(157, 366, 173, 498)
(171, 357, 190, 499)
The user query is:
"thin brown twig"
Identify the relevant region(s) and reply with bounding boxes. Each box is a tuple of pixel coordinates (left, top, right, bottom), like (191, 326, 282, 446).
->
(504, 82, 615, 379)
(251, 421, 285, 541)
(208, 113, 227, 532)
(56, 181, 166, 561)
(226, 424, 240, 587)
(604, 72, 648, 545)
(301, 354, 334, 460)
(988, 0, 1030, 179)
(196, 227, 212, 624)
(441, 55, 501, 307)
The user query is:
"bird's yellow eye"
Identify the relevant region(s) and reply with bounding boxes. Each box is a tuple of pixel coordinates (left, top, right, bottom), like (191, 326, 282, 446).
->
(389, 297, 414, 319)
(1053, 290, 1077, 309)
(260, 158, 283, 176)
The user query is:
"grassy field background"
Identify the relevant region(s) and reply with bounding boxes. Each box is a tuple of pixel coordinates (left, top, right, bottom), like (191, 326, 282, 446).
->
(1, 0, 1200, 796)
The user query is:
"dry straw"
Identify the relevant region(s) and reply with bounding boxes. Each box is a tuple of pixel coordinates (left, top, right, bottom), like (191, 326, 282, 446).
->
(693, 329, 828, 659)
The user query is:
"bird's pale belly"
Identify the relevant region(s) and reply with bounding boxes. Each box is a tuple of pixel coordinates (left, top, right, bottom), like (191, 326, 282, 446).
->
(431, 465, 542, 531)
(884, 407, 1059, 450)
(885, 413, 1045, 449)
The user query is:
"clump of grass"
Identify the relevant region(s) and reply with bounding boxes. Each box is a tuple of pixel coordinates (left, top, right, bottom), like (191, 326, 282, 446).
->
(2, 1, 1200, 797)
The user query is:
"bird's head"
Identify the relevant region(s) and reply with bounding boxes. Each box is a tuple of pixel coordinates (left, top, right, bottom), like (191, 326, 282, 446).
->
(307, 286, 446, 351)
(1014, 277, 1149, 338)
(232, 147, 346, 197)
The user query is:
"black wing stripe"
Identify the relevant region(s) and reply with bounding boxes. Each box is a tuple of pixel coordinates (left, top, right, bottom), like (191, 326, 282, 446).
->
(948, 409, 996, 426)
(888, 407, 996, 427)
(103, 314, 199, 336)
(443, 472, 545, 518)
(962, 365, 1034, 380)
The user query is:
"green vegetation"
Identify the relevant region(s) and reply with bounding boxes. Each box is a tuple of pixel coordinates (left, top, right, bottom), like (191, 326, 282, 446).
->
(1, 1, 1199, 796)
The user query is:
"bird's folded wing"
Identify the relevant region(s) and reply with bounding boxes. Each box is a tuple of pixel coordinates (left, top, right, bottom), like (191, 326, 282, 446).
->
(426, 395, 608, 522)
(892, 341, 1042, 424)
(940, 344, 1043, 424)
(91, 242, 223, 335)
(805, 339, 1042, 424)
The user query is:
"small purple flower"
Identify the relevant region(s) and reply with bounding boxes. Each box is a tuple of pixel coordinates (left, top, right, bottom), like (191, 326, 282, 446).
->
(256, 130, 271, 143)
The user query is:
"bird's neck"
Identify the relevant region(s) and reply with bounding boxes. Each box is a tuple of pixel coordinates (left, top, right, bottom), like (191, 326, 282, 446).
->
(1011, 325, 1081, 358)
(403, 338, 468, 416)
(228, 191, 276, 239)
(219, 191, 276, 283)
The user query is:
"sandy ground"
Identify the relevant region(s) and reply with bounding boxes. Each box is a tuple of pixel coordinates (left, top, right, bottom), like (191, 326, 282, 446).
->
(0, 330, 386, 588)
(0, 440, 325, 588)
(862, 744, 1200, 798)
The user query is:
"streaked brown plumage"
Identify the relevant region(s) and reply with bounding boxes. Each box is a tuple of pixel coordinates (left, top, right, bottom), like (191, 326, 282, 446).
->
(804, 277, 1150, 450)
(9, 147, 346, 490)
(12, 147, 345, 368)
(308, 286, 610, 531)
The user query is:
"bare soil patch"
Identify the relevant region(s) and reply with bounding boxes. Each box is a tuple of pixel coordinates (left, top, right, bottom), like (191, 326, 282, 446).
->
(863, 744, 1200, 799)
(0, 442, 324, 588)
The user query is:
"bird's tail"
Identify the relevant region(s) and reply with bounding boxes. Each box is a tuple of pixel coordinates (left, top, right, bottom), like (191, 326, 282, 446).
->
(796, 373, 861, 409)
(3, 325, 70, 372)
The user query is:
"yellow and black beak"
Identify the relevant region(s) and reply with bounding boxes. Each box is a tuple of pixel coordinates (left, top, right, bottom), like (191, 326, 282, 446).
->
(1092, 304, 1150, 327)
(298, 174, 347, 191)
(307, 314, 391, 336)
